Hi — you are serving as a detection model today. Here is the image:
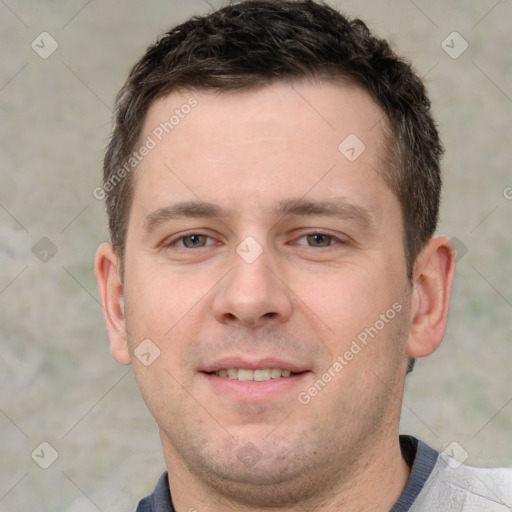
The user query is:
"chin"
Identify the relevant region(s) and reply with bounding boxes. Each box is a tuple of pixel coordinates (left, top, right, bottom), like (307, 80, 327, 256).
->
(169, 427, 344, 507)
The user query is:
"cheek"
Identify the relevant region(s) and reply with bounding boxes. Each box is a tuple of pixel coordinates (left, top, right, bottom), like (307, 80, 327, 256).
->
(296, 265, 395, 332)
(124, 263, 204, 336)
(123, 269, 202, 413)
(295, 262, 410, 380)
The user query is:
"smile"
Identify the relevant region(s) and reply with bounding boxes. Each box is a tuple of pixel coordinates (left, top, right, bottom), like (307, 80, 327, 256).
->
(213, 368, 294, 381)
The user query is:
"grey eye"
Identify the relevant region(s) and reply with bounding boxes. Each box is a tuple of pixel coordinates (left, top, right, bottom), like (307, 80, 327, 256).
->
(182, 234, 208, 248)
(306, 234, 333, 247)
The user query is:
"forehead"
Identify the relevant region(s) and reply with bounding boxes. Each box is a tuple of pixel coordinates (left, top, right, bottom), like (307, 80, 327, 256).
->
(130, 80, 395, 223)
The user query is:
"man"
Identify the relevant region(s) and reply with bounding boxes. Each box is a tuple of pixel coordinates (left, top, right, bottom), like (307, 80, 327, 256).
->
(94, 1, 512, 510)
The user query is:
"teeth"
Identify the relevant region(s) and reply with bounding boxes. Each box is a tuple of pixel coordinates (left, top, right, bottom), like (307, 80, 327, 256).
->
(270, 368, 282, 379)
(214, 368, 295, 381)
(237, 369, 253, 381)
(254, 369, 271, 381)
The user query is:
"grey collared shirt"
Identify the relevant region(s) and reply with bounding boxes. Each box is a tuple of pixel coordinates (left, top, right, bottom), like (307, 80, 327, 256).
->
(136, 436, 512, 511)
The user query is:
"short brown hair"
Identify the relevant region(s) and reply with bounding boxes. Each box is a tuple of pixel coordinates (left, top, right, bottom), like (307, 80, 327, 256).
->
(103, 0, 443, 280)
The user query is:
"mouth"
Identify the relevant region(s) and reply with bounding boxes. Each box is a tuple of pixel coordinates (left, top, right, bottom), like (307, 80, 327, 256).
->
(209, 368, 299, 381)
(200, 358, 310, 401)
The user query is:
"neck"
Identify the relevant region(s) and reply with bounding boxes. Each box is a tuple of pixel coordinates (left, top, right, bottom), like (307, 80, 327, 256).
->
(162, 429, 411, 512)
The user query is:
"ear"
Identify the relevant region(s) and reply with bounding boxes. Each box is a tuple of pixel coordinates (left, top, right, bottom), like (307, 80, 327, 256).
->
(406, 236, 456, 358)
(94, 242, 131, 365)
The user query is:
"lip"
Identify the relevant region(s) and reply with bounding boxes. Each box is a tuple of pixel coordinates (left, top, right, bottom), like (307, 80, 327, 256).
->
(199, 356, 311, 402)
(201, 371, 310, 401)
(200, 357, 310, 374)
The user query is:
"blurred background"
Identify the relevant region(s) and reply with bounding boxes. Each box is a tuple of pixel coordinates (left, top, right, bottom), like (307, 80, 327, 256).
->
(1, 0, 511, 510)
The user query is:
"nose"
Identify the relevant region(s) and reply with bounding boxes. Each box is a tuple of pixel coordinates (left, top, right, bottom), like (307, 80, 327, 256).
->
(212, 243, 293, 328)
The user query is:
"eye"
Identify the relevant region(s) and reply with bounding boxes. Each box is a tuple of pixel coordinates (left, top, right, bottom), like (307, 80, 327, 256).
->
(174, 234, 213, 249)
(297, 233, 337, 247)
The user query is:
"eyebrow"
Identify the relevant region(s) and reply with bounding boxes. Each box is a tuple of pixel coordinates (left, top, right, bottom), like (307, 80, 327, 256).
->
(275, 198, 374, 229)
(142, 197, 374, 234)
(143, 201, 225, 233)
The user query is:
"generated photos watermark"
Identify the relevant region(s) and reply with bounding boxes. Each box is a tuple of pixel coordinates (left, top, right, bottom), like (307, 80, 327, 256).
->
(298, 301, 403, 405)
(93, 97, 198, 200)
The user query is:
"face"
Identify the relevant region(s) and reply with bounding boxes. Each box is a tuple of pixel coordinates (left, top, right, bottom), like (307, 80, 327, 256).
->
(112, 81, 416, 503)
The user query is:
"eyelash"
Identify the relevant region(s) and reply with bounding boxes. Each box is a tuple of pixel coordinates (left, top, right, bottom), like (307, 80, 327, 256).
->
(294, 232, 341, 247)
(166, 232, 217, 249)
(165, 231, 344, 249)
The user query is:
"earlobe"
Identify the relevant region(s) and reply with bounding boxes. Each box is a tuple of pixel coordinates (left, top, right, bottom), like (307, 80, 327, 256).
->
(94, 242, 131, 365)
(406, 236, 456, 358)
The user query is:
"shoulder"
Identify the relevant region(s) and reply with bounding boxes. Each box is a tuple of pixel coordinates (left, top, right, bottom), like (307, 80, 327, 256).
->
(415, 453, 512, 511)
(136, 472, 173, 512)
(136, 495, 153, 512)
